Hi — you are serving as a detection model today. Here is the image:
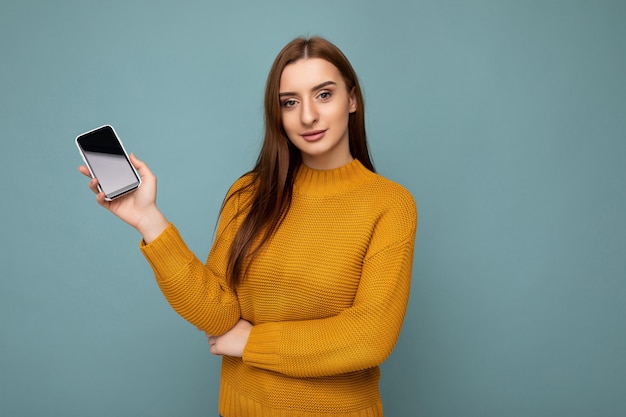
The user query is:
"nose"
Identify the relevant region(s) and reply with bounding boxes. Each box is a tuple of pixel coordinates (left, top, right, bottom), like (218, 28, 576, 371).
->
(300, 99, 318, 125)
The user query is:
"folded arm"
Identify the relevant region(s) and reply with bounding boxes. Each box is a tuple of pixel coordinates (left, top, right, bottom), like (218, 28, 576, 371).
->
(242, 233, 416, 378)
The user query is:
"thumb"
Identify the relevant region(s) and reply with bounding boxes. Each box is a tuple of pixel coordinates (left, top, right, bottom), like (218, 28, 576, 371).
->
(129, 153, 153, 178)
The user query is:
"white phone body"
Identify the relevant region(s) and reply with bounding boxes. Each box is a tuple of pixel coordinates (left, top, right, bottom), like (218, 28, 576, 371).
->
(75, 125, 141, 201)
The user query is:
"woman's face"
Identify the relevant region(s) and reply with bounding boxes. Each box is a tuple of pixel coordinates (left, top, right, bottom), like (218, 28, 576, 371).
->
(279, 58, 357, 170)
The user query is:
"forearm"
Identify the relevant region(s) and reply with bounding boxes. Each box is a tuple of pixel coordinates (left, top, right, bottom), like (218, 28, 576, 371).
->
(243, 308, 404, 378)
(141, 223, 241, 335)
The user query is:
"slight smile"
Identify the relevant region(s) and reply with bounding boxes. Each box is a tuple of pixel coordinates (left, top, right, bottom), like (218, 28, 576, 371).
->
(301, 129, 327, 142)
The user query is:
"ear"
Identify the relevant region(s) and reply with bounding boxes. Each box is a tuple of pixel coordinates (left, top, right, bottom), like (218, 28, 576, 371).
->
(348, 87, 357, 113)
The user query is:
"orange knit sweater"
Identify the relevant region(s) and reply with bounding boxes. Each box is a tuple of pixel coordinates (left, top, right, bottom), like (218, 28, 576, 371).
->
(140, 159, 417, 417)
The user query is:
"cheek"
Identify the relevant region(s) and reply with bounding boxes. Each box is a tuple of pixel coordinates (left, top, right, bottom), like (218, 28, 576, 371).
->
(280, 112, 298, 136)
(325, 101, 350, 121)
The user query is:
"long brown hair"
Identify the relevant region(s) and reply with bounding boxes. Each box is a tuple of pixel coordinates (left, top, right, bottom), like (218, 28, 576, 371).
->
(223, 36, 374, 289)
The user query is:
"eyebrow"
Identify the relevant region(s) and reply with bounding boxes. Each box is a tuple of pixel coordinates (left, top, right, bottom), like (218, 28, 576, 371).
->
(279, 80, 337, 97)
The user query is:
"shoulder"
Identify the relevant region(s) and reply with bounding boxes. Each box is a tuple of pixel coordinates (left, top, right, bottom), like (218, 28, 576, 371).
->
(369, 173, 416, 215)
(224, 172, 257, 202)
(218, 172, 258, 221)
(227, 172, 257, 194)
(364, 172, 418, 239)
(356, 172, 417, 258)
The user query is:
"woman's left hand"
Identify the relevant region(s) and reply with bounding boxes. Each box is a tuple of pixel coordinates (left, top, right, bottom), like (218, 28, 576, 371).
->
(203, 319, 253, 357)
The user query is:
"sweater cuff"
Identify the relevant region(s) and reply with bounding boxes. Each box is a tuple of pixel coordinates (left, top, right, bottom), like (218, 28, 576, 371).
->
(242, 323, 282, 370)
(139, 223, 195, 278)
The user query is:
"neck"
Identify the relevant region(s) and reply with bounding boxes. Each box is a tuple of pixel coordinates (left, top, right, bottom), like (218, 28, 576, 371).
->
(294, 158, 374, 197)
(300, 151, 354, 171)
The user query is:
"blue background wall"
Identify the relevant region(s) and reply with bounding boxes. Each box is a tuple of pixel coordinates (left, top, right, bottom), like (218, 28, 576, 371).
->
(1, 1, 625, 416)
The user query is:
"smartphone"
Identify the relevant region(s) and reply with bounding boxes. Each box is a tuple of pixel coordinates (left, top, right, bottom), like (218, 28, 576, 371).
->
(75, 125, 141, 201)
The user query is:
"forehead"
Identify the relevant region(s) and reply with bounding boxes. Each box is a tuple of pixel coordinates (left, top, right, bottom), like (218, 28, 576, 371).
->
(279, 58, 345, 91)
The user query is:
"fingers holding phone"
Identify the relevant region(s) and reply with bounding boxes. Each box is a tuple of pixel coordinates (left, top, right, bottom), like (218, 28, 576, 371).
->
(76, 126, 168, 242)
(76, 125, 141, 201)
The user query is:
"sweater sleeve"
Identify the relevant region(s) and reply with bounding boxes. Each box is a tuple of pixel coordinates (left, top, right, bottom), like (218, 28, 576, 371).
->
(139, 180, 249, 336)
(242, 193, 417, 378)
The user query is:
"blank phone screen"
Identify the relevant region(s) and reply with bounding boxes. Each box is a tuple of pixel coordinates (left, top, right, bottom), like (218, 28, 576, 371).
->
(77, 126, 140, 199)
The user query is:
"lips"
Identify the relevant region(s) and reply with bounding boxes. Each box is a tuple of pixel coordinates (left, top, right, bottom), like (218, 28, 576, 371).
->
(301, 129, 327, 142)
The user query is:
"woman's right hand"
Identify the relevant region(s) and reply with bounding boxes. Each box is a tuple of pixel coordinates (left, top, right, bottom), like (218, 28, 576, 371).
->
(78, 153, 169, 243)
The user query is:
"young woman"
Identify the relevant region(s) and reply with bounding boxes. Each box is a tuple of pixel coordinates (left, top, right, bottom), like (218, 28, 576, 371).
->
(80, 36, 417, 417)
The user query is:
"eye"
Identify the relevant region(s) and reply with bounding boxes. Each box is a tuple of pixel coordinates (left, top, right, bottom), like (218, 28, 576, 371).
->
(282, 99, 297, 108)
(318, 91, 332, 100)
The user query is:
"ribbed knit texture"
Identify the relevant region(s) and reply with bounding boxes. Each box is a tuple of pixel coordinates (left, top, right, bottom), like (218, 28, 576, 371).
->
(140, 159, 417, 417)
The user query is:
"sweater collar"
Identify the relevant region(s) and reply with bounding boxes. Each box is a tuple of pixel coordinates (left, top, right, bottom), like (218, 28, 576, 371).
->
(293, 158, 375, 197)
